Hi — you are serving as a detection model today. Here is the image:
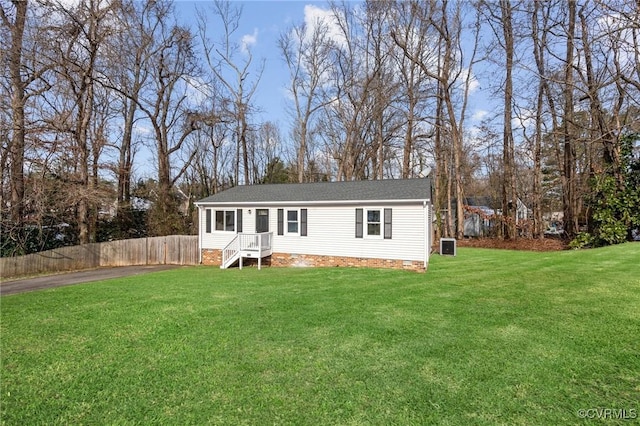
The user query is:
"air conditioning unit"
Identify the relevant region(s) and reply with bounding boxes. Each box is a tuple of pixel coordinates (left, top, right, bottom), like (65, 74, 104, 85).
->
(439, 238, 456, 256)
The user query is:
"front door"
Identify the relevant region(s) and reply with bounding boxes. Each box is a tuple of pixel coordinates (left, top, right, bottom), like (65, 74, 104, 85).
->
(256, 209, 269, 233)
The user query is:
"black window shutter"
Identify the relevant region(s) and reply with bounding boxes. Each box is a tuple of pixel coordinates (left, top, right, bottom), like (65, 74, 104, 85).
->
(355, 208, 363, 238)
(205, 209, 211, 233)
(237, 209, 243, 233)
(277, 209, 284, 235)
(384, 208, 392, 239)
(300, 209, 307, 236)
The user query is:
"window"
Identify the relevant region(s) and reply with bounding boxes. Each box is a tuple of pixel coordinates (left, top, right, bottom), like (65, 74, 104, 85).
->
(225, 211, 235, 231)
(205, 209, 212, 233)
(277, 208, 307, 236)
(367, 209, 381, 236)
(356, 208, 392, 239)
(215, 211, 224, 230)
(215, 210, 236, 232)
(287, 210, 299, 234)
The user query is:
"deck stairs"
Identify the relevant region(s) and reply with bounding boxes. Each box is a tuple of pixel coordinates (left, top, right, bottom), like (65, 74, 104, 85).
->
(221, 232, 273, 270)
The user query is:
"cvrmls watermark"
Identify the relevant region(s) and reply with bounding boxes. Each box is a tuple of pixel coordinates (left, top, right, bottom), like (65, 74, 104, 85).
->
(577, 408, 637, 420)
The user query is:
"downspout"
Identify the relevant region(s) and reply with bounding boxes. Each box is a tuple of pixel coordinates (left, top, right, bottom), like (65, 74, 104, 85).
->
(423, 200, 429, 270)
(198, 205, 203, 264)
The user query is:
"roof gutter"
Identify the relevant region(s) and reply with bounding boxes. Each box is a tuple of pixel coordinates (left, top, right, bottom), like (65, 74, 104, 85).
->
(194, 198, 431, 207)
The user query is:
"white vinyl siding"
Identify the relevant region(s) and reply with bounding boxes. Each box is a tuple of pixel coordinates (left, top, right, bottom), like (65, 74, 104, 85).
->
(199, 203, 427, 262)
(200, 208, 254, 250)
(271, 204, 424, 261)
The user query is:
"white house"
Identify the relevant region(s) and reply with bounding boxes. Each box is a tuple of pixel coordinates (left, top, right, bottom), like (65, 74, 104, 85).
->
(195, 178, 434, 271)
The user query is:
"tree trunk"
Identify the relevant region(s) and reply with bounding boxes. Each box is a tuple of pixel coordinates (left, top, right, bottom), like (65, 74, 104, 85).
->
(75, 3, 100, 244)
(8, 0, 28, 226)
(402, 96, 415, 179)
(500, 0, 517, 239)
(563, 0, 578, 238)
(297, 118, 307, 183)
(434, 85, 445, 239)
(531, 1, 546, 239)
(118, 99, 136, 208)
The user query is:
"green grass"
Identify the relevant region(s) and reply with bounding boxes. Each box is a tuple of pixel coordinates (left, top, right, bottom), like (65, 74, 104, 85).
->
(2, 244, 639, 425)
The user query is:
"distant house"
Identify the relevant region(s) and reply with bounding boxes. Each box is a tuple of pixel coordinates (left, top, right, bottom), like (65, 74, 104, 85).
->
(514, 198, 533, 223)
(463, 197, 497, 237)
(457, 197, 531, 237)
(195, 178, 434, 271)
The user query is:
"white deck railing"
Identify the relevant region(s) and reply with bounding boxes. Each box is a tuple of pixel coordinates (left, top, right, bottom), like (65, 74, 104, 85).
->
(221, 232, 273, 269)
(222, 235, 240, 269)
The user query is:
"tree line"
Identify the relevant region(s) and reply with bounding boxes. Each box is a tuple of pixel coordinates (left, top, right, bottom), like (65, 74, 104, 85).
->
(2, 0, 639, 256)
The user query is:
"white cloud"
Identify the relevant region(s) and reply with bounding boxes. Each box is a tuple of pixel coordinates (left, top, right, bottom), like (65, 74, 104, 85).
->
(183, 76, 212, 107)
(595, 12, 636, 72)
(241, 28, 258, 53)
(133, 123, 152, 136)
(303, 5, 347, 49)
(460, 67, 480, 94)
(468, 77, 480, 93)
(54, 0, 81, 8)
(513, 108, 535, 131)
(468, 125, 481, 137)
(472, 109, 488, 122)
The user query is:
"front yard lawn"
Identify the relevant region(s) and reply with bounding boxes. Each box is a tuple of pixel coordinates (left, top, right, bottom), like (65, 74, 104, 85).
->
(1, 244, 639, 424)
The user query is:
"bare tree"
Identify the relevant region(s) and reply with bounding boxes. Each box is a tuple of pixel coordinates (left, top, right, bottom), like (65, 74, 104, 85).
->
(562, 0, 578, 238)
(42, 0, 121, 244)
(362, 0, 400, 180)
(499, 0, 517, 239)
(279, 17, 334, 182)
(2, 0, 28, 226)
(197, 0, 264, 186)
(529, 0, 555, 238)
(136, 19, 199, 235)
(322, 2, 369, 180)
(107, 0, 161, 215)
(390, 0, 436, 180)
(312, 1, 397, 181)
(1, 0, 55, 233)
(253, 121, 283, 182)
(478, 0, 520, 239)
(393, 0, 480, 238)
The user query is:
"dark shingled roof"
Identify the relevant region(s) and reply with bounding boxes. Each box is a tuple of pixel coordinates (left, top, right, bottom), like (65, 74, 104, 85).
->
(196, 178, 432, 204)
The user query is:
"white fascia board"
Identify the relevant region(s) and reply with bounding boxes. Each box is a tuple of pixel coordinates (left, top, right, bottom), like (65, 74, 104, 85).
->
(194, 198, 431, 207)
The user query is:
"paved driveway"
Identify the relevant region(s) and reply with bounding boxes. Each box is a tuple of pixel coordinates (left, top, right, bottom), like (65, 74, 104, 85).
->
(0, 265, 182, 296)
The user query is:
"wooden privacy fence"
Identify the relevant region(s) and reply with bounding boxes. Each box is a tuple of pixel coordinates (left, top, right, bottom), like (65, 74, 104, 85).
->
(0, 235, 198, 279)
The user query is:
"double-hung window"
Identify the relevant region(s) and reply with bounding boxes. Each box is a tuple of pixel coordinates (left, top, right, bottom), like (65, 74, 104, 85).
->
(367, 209, 381, 237)
(287, 210, 299, 234)
(215, 210, 236, 232)
(277, 208, 307, 236)
(356, 208, 392, 239)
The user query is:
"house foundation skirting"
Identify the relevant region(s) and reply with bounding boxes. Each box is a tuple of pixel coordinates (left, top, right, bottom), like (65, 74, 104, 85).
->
(201, 249, 424, 272)
(202, 249, 223, 265)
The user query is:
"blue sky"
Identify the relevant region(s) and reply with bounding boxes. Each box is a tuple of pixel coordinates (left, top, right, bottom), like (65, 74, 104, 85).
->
(127, 0, 498, 180)
(172, 1, 495, 139)
(175, 1, 329, 130)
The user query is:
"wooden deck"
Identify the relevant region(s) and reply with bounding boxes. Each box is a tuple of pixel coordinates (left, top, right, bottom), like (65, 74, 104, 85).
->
(221, 232, 273, 269)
